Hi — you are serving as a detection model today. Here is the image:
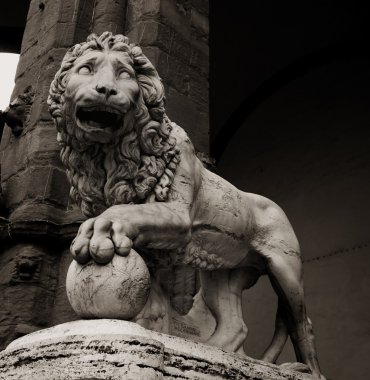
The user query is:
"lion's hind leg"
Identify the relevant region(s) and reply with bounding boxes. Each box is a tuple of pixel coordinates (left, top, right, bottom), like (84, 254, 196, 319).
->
(260, 300, 289, 363)
(260, 242, 324, 378)
(200, 267, 259, 353)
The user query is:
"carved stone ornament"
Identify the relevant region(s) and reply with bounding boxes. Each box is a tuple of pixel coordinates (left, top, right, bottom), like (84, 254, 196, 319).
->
(48, 32, 325, 379)
(3, 87, 34, 136)
(12, 249, 43, 283)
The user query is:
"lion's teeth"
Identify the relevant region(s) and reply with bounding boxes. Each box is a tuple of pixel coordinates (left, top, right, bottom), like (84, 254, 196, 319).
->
(84, 106, 121, 115)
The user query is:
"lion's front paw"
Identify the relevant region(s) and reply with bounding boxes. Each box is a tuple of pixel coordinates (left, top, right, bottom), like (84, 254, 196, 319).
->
(71, 217, 133, 264)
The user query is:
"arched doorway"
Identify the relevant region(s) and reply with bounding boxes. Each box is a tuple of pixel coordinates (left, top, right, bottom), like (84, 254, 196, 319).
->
(217, 57, 370, 380)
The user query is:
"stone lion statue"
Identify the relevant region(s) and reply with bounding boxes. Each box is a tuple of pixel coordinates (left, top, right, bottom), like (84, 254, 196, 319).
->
(48, 32, 324, 379)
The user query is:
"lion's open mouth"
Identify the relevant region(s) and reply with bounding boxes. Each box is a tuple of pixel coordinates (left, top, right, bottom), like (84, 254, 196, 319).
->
(76, 106, 124, 129)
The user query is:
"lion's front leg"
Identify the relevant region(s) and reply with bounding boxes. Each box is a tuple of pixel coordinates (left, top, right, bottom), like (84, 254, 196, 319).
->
(201, 268, 258, 354)
(71, 203, 192, 264)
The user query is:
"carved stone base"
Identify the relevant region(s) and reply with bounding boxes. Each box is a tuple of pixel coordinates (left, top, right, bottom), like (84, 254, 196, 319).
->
(0, 320, 314, 380)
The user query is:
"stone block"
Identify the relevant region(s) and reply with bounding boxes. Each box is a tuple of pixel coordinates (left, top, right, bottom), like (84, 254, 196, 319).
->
(26, 0, 52, 23)
(0, 133, 31, 182)
(190, 8, 209, 43)
(72, 0, 96, 43)
(132, 20, 162, 46)
(189, 46, 208, 76)
(2, 165, 69, 211)
(27, 122, 60, 166)
(159, 0, 192, 38)
(188, 70, 209, 113)
(125, 0, 161, 35)
(129, 19, 208, 76)
(19, 0, 93, 79)
(156, 50, 191, 95)
(159, 0, 208, 54)
(1, 122, 63, 211)
(2, 166, 48, 209)
(166, 86, 209, 153)
(15, 50, 67, 130)
(0, 243, 60, 349)
(92, 0, 127, 35)
(43, 167, 70, 208)
(125, 0, 208, 66)
(0, 320, 315, 379)
(154, 48, 207, 107)
(0, 126, 11, 154)
(27, 92, 54, 130)
(17, 46, 67, 88)
(51, 249, 78, 326)
(142, 46, 161, 67)
(20, 3, 59, 56)
(165, 28, 193, 64)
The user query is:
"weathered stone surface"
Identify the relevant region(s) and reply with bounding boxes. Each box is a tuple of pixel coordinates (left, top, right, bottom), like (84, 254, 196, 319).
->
(50, 248, 78, 326)
(165, 85, 209, 152)
(66, 251, 151, 319)
(124, 0, 209, 153)
(2, 165, 70, 211)
(0, 320, 315, 380)
(0, 243, 60, 350)
(91, 0, 127, 35)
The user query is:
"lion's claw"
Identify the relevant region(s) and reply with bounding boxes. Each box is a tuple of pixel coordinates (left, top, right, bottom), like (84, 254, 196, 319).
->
(71, 237, 91, 264)
(71, 217, 133, 264)
(90, 238, 115, 264)
(111, 222, 133, 256)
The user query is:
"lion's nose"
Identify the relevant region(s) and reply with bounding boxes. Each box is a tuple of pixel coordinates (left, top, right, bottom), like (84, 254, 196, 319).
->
(95, 83, 118, 98)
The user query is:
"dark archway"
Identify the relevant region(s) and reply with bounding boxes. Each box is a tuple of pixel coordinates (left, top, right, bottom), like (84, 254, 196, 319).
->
(211, 1, 370, 162)
(211, 41, 370, 162)
(216, 55, 370, 380)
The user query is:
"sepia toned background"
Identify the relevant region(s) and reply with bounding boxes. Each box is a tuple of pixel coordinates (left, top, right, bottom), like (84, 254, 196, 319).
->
(1, 1, 370, 379)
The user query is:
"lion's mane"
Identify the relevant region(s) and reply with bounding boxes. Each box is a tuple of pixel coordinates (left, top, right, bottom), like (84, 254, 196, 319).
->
(48, 32, 180, 217)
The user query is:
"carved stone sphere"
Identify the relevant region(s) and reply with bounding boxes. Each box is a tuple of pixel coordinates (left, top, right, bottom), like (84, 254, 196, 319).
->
(66, 250, 151, 319)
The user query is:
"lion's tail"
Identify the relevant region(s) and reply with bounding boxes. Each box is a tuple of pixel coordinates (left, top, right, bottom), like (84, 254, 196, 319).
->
(260, 302, 289, 363)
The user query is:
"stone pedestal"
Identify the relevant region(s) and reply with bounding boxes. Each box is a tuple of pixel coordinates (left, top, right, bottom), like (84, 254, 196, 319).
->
(0, 319, 314, 380)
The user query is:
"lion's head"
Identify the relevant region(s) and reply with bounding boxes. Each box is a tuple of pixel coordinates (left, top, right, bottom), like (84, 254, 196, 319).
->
(48, 32, 179, 217)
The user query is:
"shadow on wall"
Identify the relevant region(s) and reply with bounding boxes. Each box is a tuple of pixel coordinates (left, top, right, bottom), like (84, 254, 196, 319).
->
(217, 58, 370, 380)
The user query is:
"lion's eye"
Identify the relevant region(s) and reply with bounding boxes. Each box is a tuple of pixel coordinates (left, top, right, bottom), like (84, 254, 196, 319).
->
(78, 65, 92, 75)
(118, 71, 131, 80)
